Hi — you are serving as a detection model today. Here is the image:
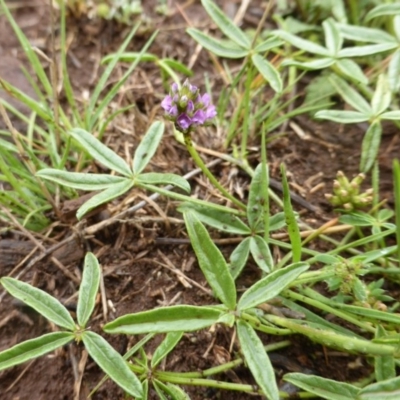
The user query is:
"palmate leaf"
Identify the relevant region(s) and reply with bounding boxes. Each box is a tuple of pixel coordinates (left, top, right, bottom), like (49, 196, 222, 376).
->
(1, 278, 75, 330)
(229, 237, 251, 279)
(132, 121, 164, 175)
(274, 30, 330, 56)
(371, 74, 391, 116)
(323, 18, 342, 55)
(82, 331, 143, 399)
(283, 373, 359, 400)
(237, 321, 279, 400)
(104, 305, 223, 334)
(336, 59, 368, 85)
(0, 332, 74, 371)
(69, 128, 132, 177)
(77, 252, 101, 328)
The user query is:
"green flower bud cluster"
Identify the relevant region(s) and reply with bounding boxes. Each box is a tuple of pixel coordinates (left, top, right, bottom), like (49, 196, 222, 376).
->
(325, 171, 373, 211)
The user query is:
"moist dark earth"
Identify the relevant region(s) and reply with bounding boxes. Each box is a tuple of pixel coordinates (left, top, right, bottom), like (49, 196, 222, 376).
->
(0, 1, 399, 399)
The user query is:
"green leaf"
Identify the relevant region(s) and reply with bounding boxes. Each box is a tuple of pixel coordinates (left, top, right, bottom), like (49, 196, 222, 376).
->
(338, 43, 395, 58)
(162, 58, 193, 77)
(251, 54, 282, 93)
(229, 237, 251, 279)
(77, 253, 101, 328)
(76, 179, 134, 220)
(339, 212, 375, 227)
(82, 331, 143, 399)
(394, 160, 400, 265)
(381, 110, 400, 120)
(187, 28, 248, 59)
(154, 380, 190, 400)
(366, 3, 400, 20)
(315, 110, 368, 123)
(184, 211, 236, 309)
(360, 121, 382, 173)
(281, 164, 302, 263)
(237, 321, 279, 400)
(268, 212, 286, 232)
(136, 173, 190, 193)
(371, 74, 391, 115)
(254, 37, 283, 53)
(201, 0, 250, 48)
(388, 50, 400, 92)
(329, 75, 371, 115)
(374, 326, 396, 382)
(104, 305, 223, 334)
(36, 170, 126, 190)
(323, 18, 342, 55)
(132, 121, 164, 175)
(151, 332, 183, 368)
(238, 262, 308, 311)
(0, 332, 74, 371)
(359, 376, 400, 399)
(283, 373, 359, 400)
(335, 59, 368, 85)
(1, 278, 75, 330)
(249, 235, 273, 273)
(178, 203, 250, 235)
(337, 23, 395, 44)
(69, 128, 132, 177)
(275, 30, 330, 56)
(247, 163, 268, 230)
(282, 58, 335, 70)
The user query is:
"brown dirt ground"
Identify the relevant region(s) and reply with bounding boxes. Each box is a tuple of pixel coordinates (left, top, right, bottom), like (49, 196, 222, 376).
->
(0, 1, 399, 399)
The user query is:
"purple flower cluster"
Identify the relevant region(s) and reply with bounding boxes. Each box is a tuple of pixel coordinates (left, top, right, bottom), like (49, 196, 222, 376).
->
(161, 80, 217, 132)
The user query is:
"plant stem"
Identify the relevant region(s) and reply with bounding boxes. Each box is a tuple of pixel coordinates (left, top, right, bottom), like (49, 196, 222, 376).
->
(183, 132, 246, 210)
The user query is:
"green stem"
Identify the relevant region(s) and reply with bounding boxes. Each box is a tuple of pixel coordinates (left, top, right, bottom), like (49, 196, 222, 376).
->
(183, 132, 246, 210)
(287, 288, 376, 333)
(240, 312, 292, 335)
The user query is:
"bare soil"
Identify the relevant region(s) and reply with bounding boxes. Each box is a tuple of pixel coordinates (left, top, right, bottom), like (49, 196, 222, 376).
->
(0, 1, 399, 399)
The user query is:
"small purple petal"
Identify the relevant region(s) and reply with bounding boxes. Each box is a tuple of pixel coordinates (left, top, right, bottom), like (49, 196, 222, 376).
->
(161, 95, 172, 111)
(177, 114, 192, 130)
(187, 100, 194, 113)
(171, 82, 179, 93)
(200, 93, 210, 106)
(192, 109, 206, 124)
(205, 105, 217, 119)
(169, 105, 178, 116)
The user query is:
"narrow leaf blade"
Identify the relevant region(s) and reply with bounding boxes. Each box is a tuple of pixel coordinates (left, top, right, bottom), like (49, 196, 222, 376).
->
(104, 305, 222, 334)
(1, 278, 75, 330)
(184, 211, 236, 309)
(82, 331, 143, 399)
(69, 128, 132, 177)
(238, 262, 309, 310)
(284, 373, 359, 400)
(151, 332, 183, 368)
(137, 173, 190, 193)
(0, 332, 74, 371)
(77, 252, 101, 328)
(187, 28, 248, 59)
(360, 121, 382, 173)
(251, 54, 282, 93)
(36, 170, 126, 190)
(237, 321, 279, 400)
(133, 121, 164, 174)
(201, 0, 250, 48)
(76, 179, 134, 220)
